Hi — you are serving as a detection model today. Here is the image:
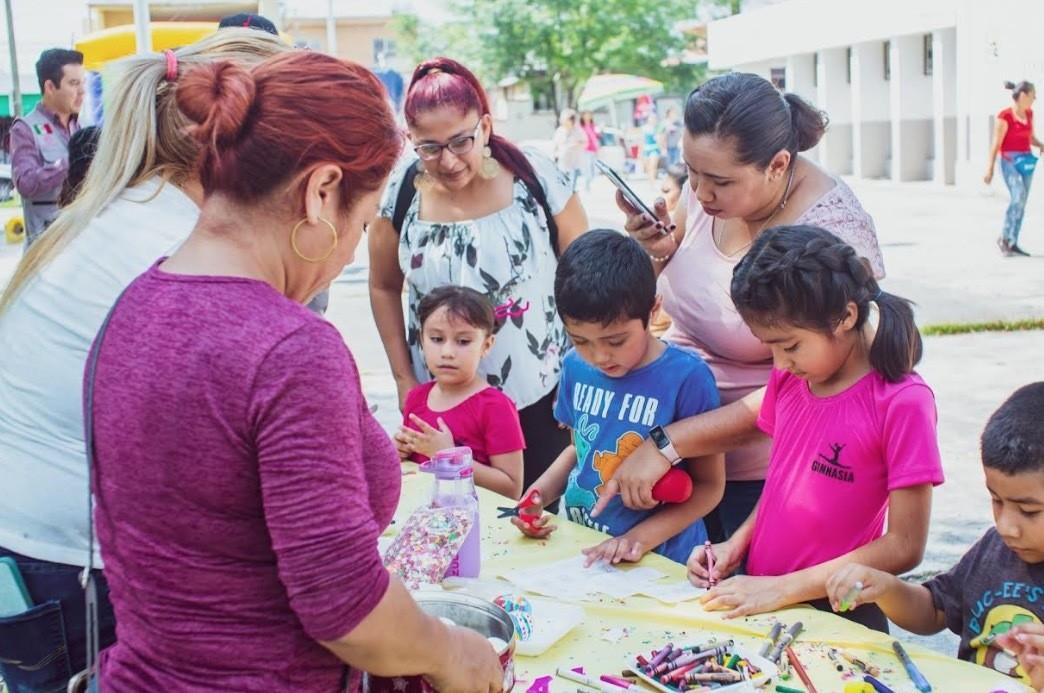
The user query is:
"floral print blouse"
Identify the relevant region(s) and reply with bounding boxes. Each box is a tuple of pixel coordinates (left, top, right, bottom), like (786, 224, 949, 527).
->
(378, 149, 576, 410)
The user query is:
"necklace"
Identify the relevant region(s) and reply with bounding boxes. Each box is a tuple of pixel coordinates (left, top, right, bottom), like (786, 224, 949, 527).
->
(714, 164, 797, 258)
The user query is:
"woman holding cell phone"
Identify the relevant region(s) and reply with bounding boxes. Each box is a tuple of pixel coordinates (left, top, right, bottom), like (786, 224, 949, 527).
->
(601, 73, 886, 544)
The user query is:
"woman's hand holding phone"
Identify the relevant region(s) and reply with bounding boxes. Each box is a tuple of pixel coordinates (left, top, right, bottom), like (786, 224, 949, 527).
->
(615, 191, 677, 262)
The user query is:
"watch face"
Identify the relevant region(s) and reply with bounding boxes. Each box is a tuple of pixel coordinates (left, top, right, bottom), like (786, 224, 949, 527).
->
(649, 426, 669, 449)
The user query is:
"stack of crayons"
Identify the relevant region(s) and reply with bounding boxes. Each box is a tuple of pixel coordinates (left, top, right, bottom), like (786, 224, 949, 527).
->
(632, 639, 769, 691)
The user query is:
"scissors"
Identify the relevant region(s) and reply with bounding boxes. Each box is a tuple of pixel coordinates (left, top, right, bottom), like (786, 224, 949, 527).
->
(496, 488, 543, 529)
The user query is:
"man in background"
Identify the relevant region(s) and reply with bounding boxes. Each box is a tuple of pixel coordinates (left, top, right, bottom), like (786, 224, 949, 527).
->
(10, 49, 84, 247)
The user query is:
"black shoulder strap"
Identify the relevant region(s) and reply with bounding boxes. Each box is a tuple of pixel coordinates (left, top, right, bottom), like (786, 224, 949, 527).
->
(390, 156, 560, 257)
(391, 160, 420, 235)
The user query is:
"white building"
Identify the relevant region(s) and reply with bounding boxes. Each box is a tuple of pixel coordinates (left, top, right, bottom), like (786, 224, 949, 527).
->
(707, 0, 1044, 187)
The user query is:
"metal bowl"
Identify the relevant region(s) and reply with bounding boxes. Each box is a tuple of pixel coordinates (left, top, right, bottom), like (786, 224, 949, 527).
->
(363, 592, 516, 692)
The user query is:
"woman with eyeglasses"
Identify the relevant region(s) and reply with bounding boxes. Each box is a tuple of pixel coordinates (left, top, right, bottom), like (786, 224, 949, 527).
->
(369, 57, 589, 498)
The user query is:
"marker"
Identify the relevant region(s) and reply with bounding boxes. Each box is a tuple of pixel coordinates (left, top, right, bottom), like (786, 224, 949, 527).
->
(776, 686, 806, 693)
(863, 674, 897, 693)
(892, 641, 932, 692)
(839, 580, 865, 612)
(705, 541, 717, 587)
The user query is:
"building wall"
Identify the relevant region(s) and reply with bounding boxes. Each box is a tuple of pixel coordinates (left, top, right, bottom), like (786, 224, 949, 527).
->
(286, 18, 406, 73)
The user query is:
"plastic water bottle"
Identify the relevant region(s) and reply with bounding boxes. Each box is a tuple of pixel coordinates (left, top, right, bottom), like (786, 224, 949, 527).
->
(423, 446, 481, 578)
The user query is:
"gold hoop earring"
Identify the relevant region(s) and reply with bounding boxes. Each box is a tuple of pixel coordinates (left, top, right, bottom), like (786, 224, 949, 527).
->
(479, 145, 502, 180)
(290, 216, 338, 263)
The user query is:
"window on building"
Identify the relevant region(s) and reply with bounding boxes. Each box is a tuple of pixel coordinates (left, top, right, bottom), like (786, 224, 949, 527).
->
(923, 34, 934, 76)
(846, 47, 852, 84)
(813, 53, 819, 87)
(373, 38, 397, 65)
(770, 67, 786, 90)
(883, 40, 891, 81)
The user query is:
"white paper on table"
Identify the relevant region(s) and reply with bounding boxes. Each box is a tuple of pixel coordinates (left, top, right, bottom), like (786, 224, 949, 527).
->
(499, 555, 671, 601)
(638, 580, 707, 604)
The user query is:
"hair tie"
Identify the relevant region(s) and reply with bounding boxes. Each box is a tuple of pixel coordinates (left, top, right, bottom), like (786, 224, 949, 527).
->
(163, 49, 178, 82)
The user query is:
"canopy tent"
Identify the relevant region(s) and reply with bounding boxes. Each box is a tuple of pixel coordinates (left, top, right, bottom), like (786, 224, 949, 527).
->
(577, 73, 664, 112)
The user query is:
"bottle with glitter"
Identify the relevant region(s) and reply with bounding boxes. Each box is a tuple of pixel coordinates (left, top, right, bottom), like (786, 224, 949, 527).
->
(423, 446, 481, 578)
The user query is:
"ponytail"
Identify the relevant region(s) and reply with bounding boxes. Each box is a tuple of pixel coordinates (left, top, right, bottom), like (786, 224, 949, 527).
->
(1005, 80, 1035, 101)
(732, 224, 922, 383)
(870, 290, 922, 382)
(783, 92, 828, 152)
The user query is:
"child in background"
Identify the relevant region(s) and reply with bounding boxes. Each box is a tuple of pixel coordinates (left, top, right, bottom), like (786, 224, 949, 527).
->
(396, 286, 525, 499)
(678, 225, 944, 632)
(512, 230, 724, 565)
(828, 382, 1044, 687)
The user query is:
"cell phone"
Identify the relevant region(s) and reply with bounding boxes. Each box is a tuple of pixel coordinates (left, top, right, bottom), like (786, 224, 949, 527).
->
(0, 557, 32, 617)
(595, 160, 663, 230)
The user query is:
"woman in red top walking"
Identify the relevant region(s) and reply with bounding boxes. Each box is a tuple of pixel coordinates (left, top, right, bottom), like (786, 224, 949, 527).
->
(985, 80, 1044, 256)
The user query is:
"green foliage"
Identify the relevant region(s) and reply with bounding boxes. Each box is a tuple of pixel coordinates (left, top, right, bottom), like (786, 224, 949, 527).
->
(397, 0, 707, 113)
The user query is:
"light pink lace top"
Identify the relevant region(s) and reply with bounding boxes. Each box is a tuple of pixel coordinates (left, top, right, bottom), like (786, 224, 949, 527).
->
(660, 179, 884, 481)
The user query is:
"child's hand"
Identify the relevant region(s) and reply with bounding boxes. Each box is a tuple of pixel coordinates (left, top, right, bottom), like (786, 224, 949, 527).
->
(511, 513, 556, 539)
(687, 541, 742, 587)
(403, 414, 455, 458)
(393, 428, 414, 460)
(591, 439, 669, 515)
(996, 623, 1044, 691)
(699, 574, 794, 619)
(825, 563, 897, 613)
(581, 534, 646, 566)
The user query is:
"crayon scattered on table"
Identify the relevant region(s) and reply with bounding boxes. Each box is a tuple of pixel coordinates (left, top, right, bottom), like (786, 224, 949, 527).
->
(768, 621, 804, 663)
(759, 622, 785, 658)
(892, 641, 932, 692)
(785, 646, 818, 693)
(840, 650, 881, 678)
(775, 686, 806, 693)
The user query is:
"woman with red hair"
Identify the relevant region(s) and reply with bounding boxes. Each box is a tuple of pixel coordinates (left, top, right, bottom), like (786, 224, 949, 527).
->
(370, 58, 589, 497)
(87, 51, 503, 691)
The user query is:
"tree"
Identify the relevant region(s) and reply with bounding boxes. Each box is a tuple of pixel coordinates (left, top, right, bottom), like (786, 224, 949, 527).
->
(438, 0, 702, 114)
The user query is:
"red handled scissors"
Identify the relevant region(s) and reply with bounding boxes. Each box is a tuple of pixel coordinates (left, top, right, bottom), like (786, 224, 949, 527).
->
(496, 488, 543, 529)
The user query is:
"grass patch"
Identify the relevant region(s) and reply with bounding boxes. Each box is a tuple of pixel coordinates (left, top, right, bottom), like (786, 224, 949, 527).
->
(922, 318, 1044, 336)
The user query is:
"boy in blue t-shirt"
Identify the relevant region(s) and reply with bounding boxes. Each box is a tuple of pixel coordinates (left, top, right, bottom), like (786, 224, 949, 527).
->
(510, 229, 724, 565)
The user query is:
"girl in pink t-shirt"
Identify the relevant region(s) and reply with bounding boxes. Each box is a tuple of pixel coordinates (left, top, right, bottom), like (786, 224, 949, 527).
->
(685, 225, 944, 632)
(395, 285, 526, 499)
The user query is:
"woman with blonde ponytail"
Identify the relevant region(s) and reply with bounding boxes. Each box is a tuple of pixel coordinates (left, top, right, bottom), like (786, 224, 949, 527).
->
(0, 28, 287, 692)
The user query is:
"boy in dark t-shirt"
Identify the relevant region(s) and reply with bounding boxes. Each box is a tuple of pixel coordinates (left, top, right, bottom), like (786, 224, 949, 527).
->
(827, 382, 1044, 688)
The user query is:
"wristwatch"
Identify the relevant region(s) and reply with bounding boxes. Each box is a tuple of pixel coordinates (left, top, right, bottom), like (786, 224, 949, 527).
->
(649, 425, 682, 465)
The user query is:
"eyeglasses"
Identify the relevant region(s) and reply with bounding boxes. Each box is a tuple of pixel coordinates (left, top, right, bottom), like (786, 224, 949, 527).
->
(413, 122, 483, 161)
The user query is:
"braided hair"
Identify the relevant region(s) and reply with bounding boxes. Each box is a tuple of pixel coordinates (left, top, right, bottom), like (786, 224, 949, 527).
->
(732, 225, 922, 383)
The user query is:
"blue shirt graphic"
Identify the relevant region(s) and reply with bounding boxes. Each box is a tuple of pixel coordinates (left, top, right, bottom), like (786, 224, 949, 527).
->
(554, 342, 720, 563)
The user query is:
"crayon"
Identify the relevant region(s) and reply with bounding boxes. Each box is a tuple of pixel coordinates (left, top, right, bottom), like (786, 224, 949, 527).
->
(759, 623, 785, 658)
(775, 686, 806, 693)
(705, 541, 717, 587)
(768, 622, 804, 663)
(892, 641, 932, 693)
(839, 581, 865, 612)
(840, 650, 881, 678)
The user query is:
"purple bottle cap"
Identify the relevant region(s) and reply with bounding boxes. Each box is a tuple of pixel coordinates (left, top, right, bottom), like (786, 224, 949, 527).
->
(421, 447, 474, 479)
